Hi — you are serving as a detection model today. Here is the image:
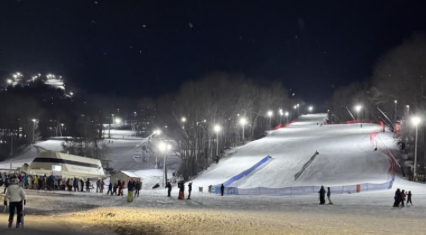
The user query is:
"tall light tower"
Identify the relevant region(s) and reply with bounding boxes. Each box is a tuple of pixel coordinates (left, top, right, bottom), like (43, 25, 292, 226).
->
(214, 124, 221, 157)
(285, 112, 289, 123)
(32, 119, 37, 144)
(412, 116, 421, 179)
(394, 100, 398, 121)
(267, 110, 273, 128)
(158, 142, 171, 187)
(308, 106, 313, 113)
(355, 105, 362, 123)
(240, 117, 247, 144)
(297, 104, 300, 116)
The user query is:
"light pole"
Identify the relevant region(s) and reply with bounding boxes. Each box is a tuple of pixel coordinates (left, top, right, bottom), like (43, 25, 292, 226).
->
(285, 112, 289, 123)
(406, 105, 410, 118)
(240, 117, 247, 144)
(214, 124, 221, 157)
(297, 104, 300, 116)
(355, 105, 362, 123)
(32, 119, 37, 144)
(267, 110, 273, 128)
(308, 106, 313, 113)
(279, 109, 283, 124)
(412, 116, 421, 179)
(394, 100, 398, 121)
(181, 117, 186, 129)
(60, 123, 64, 137)
(158, 142, 171, 187)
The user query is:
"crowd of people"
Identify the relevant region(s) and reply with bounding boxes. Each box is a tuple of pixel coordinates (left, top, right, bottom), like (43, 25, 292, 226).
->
(393, 188, 413, 207)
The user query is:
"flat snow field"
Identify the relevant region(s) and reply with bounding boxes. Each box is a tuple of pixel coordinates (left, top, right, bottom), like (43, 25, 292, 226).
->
(1, 177, 426, 235)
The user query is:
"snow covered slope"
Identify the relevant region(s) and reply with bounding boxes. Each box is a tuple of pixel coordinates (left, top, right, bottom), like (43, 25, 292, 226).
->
(192, 114, 391, 189)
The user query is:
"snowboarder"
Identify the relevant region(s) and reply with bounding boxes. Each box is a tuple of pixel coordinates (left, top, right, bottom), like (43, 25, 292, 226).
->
(407, 191, 413, 205)
(400, 189, 406, 207)
(220, 184, 225, 196)
(187, 182, 192, 200)
(327, 187, 333, 204)
(318, 186, 326, 204)
(166, 182, 172, 197)
(3, 178, 26, 228)
(393, 188, 401, 207)
(107, 182, 113, 195)
(127, 180, 134, 202)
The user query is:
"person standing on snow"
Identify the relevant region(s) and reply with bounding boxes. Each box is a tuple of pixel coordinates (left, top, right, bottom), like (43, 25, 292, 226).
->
(107, 182, 113, 195)
(96, 179, 100, 193)
(4, 178, 26, 228)
(187, 182, 192, 200)
(393, 189, 401, 207)
(73, 178, 78, 192)
(134, 180, 141, 197)
(33, 176, 38, 191)
(86, 179, 91, 192)
(79, 179, 84, 192)
(318, 186, 326, 204)
(166, 182, 172, 197)
(326, 187, 333, 204)
(118, 180, 124, 196)
(400, 190, 406, 207)
(101, 179, 105, 193)
(407, 191, 413, 205)
(127, 180, 134, 202)
(220, 184, 225, 196)
(178, 182, 185, 199)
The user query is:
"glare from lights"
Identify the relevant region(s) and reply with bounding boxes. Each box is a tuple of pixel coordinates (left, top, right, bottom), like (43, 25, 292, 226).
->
(32, 119, 37, 122)
(114, 118, 122, 124)
(267, 110, 273, 117)
(412, 116, 421, 126)
(308, 106, 313, 111)
(70, 92, 74, 96)
(355, 105, 362, 112)
(394, 100, 398, 104)
(285, 112, 289, 116)
(240, 117, 247, 125)
(406, 105, 410, 108)
(13, 74, 17, 79)
(7, 79, 12, 84)
(214, 124, 221, 132)
(181, 117, 187, 122)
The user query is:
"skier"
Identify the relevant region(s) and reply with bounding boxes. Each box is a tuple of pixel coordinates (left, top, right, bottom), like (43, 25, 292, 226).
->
(220, 184, 225, 196)
(393, 188, 401, 207)
(400, 189, 406, 207)
(318, 186, 326, 204)
(3, 178, 26, 228)
(33, 176, 38, 190)
(112, 183, 118, 195)
(187, 182, 193, 200)
(407, 191, 413, 205)
(107, 182, 113, 195)
(326, 187, 333, 204)
(135, 180, 141, 197)
(166, 182, 172, 197)
(127, 180, 134, 202)
(3, 176, 9, 193)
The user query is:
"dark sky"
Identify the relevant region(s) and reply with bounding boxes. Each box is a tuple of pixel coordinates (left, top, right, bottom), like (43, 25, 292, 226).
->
(1, 1, 426, 106)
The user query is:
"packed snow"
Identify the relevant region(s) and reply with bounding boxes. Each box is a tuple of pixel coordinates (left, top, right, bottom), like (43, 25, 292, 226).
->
(193, 114, 391, 190)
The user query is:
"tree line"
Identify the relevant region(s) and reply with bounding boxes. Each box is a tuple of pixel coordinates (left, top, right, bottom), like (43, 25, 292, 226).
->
(327, 33, 426, 178)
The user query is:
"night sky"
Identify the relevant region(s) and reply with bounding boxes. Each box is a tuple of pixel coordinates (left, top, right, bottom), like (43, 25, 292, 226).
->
(1, 1, 426, 106)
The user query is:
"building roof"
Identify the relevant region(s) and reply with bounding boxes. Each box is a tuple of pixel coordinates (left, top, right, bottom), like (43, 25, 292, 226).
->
(119, 170, 141, 178)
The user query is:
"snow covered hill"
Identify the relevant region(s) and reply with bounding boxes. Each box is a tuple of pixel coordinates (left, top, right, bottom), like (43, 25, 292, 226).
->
(192, 114, 392, 190)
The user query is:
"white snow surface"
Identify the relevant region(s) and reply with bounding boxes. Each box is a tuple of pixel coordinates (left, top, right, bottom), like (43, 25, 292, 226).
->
(192, 114, 391, 190)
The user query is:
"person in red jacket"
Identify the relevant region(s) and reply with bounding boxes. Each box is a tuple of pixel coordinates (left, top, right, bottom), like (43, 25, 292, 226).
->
(100, 179, 105, 193)
(400, 189, 406, 207)
(118, 180, 124, 196)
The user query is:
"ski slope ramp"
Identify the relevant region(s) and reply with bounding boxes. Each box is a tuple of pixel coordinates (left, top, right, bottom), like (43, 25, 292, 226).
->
(192, 114, 391, 189)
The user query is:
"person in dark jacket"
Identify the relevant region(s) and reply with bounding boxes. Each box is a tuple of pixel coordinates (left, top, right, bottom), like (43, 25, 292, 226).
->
(326, 187, 333, 204)
(393, 188, 401, 207)
(118, 180, 124, 196)
(178, 182, 185, 199)
(3, 177, 9, 194)
(86, 179, 90, 192)
(318, 186, 326, 204)
(112, 183, 118, 195)
(79, 179, 84, 192)
(407, 191, 413, 205)
(220, 184, 225, 196)
(166, 182, 172, 197)
(107, 182, 113, 195)
(135, 180, 141, 197)
(187, 182, 192, 200)
(73, 178, 78, 192)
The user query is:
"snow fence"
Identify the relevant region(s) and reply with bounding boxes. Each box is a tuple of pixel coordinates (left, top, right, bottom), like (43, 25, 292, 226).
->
(210, 175, 395, 196)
